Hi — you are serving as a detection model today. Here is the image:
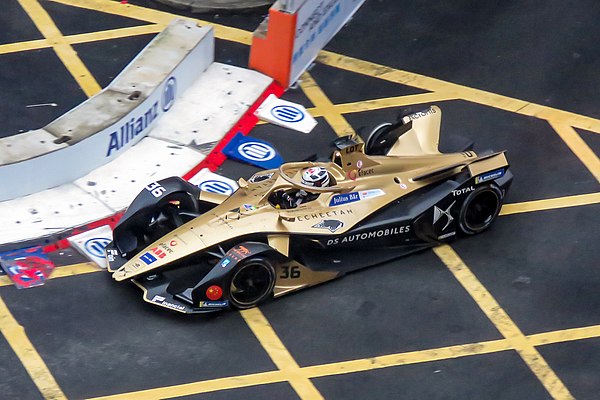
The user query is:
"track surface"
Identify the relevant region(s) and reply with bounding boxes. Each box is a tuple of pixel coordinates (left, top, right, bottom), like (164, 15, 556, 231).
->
(1, 1, 599, 399)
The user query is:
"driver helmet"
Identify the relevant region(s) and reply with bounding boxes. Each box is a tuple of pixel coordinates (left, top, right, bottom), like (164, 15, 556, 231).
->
(301, 167, 330, 188)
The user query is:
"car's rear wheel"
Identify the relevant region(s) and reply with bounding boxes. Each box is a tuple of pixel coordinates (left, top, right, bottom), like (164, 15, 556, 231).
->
(365, 122, 393, 155)
(458, 185, 503, 235)
(229, 257, 276, 309)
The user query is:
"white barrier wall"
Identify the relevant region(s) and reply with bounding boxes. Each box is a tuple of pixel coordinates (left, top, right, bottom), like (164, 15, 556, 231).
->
(290, 0, 366, 85)
(0, 19, 214, 202)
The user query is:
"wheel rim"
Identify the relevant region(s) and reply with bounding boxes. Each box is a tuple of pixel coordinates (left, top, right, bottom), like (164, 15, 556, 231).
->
(463, 189, 500, 232)
(230, 261, 273, 307)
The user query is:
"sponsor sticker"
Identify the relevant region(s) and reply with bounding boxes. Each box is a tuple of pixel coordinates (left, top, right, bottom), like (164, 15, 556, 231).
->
(326, 225, 410, 246)
(312, 219, 344, 233)
(475, 169, 505, 184)
(199, 300, 229, 308)
(140, 252, 157, 265)
(329, 189, 385, 207)
(151, 294, 185, 311)
(452, 186, 475, 197)
(220, 258, 231, 268)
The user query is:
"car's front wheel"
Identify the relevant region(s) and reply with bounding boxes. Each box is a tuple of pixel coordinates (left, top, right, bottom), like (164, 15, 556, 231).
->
(229, 257, 276, 309)
(458, 185, 503, 235)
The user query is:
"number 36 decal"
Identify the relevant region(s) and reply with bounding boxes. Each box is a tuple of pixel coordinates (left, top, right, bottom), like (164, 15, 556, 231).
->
(279, 266, 301, 279)
(145, 182, 166, 198)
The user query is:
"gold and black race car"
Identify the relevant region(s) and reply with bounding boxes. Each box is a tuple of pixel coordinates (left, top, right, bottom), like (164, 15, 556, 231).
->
(105, 106, 512, 314)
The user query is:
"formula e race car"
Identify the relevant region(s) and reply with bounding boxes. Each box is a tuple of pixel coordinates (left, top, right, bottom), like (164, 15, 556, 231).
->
(105, 106, 512, 314)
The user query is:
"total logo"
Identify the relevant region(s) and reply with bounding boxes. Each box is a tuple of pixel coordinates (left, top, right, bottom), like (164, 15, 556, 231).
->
(452, 186, 475, 197)
(84, 238, 111, 258)
(271, 105, 305, 123)
(238, 142, 277, 162)
(199, 180, 236, 195)
(161, 77, 177, 112)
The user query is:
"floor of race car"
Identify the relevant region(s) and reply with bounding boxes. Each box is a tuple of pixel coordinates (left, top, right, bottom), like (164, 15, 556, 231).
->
(1, 1, 600, 399)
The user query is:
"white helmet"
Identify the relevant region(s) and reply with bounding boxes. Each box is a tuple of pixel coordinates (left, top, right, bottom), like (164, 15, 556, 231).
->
(301, 167, 330, 187)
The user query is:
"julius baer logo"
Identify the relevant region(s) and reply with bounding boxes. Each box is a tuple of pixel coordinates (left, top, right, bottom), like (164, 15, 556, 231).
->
(106, 77, 176, 157)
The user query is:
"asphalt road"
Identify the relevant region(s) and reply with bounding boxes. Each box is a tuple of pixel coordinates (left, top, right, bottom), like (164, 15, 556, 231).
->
(1, 1, 599, 399)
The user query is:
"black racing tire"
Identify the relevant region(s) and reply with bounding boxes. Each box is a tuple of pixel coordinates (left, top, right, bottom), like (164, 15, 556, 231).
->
(229, 257, 276, 309)
(365, 122, 393, 155)
(458, 185, 503, 235)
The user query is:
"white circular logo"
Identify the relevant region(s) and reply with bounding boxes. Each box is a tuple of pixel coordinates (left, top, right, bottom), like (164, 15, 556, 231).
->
(238, 142, 276, 162)
(84, 238, 111, 258)
(162, 77, 177, 112)
(199, 180, 235, 195)
(271, 105, 304, 123)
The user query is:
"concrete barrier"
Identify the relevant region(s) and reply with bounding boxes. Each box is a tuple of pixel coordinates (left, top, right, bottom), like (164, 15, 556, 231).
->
(0, 19, 214, 201)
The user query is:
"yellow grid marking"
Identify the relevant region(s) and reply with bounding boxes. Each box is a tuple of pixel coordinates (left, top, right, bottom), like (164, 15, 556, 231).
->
(240, 308, 324, 400)
(320, 91, 458, 116)
(433, 245, 574, 400)
(50, 0, 252, 45)
(316, 51, 600, 135)
(88, 321, 600, 400)
(529, 325, 600, 346)
(500, 192, 600, 216)
(0, 38, 50, 54)
(66, 24, 166, 45)
(299, 72, 358, 139)
(549, 121, 600, 183)
(0, 295, 66, 400)
(0, 262, 99, 287)
(0, 24, 165, 56)
(18, 0, 101, 97)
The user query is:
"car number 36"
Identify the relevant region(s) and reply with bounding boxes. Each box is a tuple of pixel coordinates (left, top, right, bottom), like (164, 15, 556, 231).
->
(146, 182, 167, 198)
(280, 266, 301, 279)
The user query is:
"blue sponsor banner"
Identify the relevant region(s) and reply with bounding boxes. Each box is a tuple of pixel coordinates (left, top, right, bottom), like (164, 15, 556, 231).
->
(222, 133, 283, 169)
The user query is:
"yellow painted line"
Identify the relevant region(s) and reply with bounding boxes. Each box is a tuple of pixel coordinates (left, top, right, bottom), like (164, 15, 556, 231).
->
(530, 324, 600, 347)
(500, 192, 600, 216)
(302, 338, 512, 378)
(316, 51, 600, 135)
(86, 370, 285, 400)
(549, 121, 600, 183)
(49, 0, 252, 45)
(0, 262, 100, 287)
(299, 72, 358, 140)
(18, 0, 102, 97)
(0, 38, 50, 55)
(66, 24, 166, 45)
(84, 321, 600, 400)
(433, 245, 574, 400)
(0, 24, 165, 56)
(240, 308, 324, 400)
(0, 295, 66, 399)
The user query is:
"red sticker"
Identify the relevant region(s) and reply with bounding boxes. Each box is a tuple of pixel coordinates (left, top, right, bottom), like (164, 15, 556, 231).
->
(206, 285, 223, 300)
